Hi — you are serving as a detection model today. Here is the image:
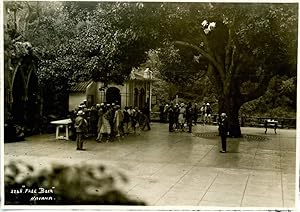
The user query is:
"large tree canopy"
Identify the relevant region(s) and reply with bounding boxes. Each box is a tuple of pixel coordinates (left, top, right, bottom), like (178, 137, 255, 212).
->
(149, 3, 297, 136)
(4, 1, 160, 117)
(4, 2, 297, 136)
(5, 2, 159, 86)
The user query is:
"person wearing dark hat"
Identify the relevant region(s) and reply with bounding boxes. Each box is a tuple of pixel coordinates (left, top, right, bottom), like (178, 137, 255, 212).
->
(218, 113, 229, 153)
(75, 110, 88, 150)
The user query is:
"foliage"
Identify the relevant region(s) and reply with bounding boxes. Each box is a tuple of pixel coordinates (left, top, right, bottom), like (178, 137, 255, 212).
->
(151, 3, 297, 136)
(4, 2, 297, 134)
(138, 48, 212, 104)
(156, 3, 297, 99)
(5, 160, 145, 205)
(4, 2, 160, 118)
(240, 76, 296, 118)
(156, 44, 207, 87)
(5, 2, 158, 86)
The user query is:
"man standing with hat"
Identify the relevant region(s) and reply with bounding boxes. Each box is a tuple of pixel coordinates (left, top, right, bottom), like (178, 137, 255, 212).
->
(218, 113, 229, 153)
(205, 103, 213, 124)
(75, 110, 88, 150)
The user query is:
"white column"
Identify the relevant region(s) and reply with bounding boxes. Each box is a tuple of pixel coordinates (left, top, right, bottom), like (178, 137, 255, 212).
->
(56, 126, 59, 139)
(65, 124, 69, 140)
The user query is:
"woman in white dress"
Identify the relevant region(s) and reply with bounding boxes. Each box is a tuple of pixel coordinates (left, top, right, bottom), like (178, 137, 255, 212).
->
(99, 107, 111, 142)
(114, 105, 123, 138)
(178, 103, 186, 131)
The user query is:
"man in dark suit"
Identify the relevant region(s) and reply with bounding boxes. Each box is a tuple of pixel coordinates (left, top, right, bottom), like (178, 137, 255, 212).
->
(168, 104, 175, 132)
(218, 113, 229, 153)
(142, 103, 151, 131)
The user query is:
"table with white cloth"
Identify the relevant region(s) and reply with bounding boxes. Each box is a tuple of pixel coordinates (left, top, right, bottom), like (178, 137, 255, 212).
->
(50, 118, 72, 140)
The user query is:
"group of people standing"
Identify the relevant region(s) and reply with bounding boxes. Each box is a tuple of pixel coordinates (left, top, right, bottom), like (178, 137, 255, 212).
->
(160, 102, 214, 133)
(166, 102, 194, 133)
(200, 103, 213, 125)
(71, 99, 229, 154)
(71, 101, 151, 151)
(161, 101, 229, 153)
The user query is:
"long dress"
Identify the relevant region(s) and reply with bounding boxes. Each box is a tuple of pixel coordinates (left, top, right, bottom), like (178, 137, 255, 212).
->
(97, 109, 103, 133)
(178, 107, 186, 124)
(100, 111, 111, 134)
(114, 109, 123, 136)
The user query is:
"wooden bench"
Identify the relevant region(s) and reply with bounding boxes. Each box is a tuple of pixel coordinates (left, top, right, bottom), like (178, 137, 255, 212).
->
(263, 119, 278, 134)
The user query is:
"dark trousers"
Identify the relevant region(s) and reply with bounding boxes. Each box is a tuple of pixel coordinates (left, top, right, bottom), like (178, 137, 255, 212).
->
(169, 121, 174, 132)
(142, 115, 151, 130)
(188, 124, 192, 133)
(193, 115, 198, 125)
(160, 113, 164, 122)
(76, 133, 84, 149)
(187, 118, 192, 133)
(221, 135, 227, 151)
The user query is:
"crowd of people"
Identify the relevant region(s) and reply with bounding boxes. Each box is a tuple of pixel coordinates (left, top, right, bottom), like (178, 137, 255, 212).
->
(70, 100, 151, 150)
(70, 100, 229, 153)
(159, 102, 214, 133)
(161, 101, 230, 153)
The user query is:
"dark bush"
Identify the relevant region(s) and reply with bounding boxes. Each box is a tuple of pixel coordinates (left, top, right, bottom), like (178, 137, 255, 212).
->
(5, 160, 145, 205)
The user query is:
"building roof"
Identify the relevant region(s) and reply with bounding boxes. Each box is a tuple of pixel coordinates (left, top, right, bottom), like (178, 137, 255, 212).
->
(70, 69, 156, 92)
(69, 80, 92, 92)
(130, 68, 154, 81)
(130, 71, 145, 80)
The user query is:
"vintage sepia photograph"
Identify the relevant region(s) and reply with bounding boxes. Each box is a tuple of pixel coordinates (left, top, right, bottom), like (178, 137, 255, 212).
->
(2, 1, 298, 209)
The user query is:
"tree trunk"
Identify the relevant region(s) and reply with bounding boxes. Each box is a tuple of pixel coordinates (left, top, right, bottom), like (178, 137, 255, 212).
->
(218, 96, 242, 138)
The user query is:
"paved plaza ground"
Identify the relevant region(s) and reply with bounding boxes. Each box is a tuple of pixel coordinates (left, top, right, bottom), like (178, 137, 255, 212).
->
(4, 123, 297, 208)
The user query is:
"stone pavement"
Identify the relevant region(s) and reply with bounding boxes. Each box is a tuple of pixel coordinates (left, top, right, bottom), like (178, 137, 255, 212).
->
(4, 123, 296, 208)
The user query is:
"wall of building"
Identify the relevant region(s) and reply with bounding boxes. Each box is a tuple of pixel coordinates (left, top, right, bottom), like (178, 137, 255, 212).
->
(86, 81, 97, 107)
(95, 82, 128, 108)
(94, 81, 147, 109)
(68, 80, 148, 110)
(69, 92, 86, 111)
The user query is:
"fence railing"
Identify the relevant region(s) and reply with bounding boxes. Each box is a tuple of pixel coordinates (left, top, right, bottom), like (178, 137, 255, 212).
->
(150, 112, 296, 129)
(240, 116, 296, 129)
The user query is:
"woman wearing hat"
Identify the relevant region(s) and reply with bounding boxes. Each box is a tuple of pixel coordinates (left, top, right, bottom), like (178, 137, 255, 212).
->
(114, 105, 124, 138)
(98, 107, 112, 142)
(75, 110, 88, 150)
(178, 103, 186, 131)
(96, 105, 105, 142)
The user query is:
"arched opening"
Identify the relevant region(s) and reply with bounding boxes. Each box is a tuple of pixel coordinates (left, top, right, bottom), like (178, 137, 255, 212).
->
(134, 88, 139, 108)
(26, 72, 40, 134)
(139, 88, 145, 109)
(106, 87, 121, 106)
(12, 68, 25, 125)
